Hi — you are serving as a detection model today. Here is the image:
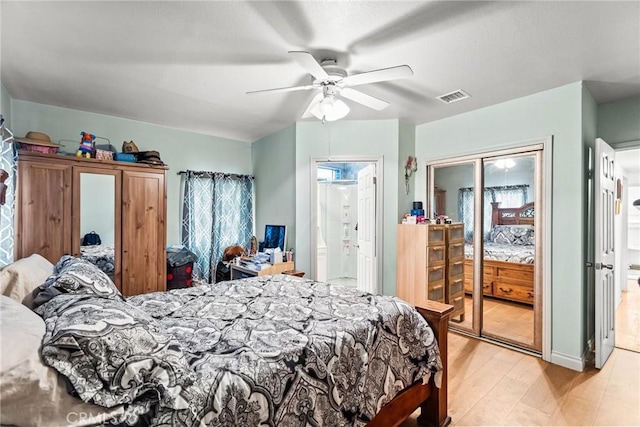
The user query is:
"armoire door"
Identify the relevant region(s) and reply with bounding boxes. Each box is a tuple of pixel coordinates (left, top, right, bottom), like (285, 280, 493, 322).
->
(121, 170, 166, 296)
(16, 160, 72, 264)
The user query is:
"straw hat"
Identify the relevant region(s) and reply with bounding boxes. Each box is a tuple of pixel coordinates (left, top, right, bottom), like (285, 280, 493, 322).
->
(15, 131, 61, 147)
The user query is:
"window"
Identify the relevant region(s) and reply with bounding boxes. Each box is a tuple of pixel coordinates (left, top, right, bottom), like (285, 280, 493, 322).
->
(317, 167, 341, 181)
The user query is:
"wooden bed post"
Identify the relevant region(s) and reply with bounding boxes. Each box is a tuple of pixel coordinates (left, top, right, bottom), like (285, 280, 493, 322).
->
(416, 301, 454, 427)
(491, 201, 501, 226)
(367, 300, 453, 427)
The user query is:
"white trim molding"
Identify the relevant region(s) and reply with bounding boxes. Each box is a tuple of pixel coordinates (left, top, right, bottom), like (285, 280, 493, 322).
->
(550, 350, 585, 372)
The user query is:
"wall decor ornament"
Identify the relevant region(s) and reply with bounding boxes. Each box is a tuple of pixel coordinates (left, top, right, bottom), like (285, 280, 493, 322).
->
(404, 155, 418, 194)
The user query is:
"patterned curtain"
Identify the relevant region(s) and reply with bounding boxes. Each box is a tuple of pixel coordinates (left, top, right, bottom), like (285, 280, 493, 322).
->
(181, 171, 254, 282)
(0, 116, 16, 267)
(458, 185, 528, 242)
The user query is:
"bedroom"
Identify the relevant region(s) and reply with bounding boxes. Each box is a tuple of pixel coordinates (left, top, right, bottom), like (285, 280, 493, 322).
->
(1, 1, 640, 426)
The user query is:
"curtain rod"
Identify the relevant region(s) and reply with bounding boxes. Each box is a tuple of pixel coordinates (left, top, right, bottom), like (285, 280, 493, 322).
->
(177, 170, 253, 179)
(459, 184, 529, 191)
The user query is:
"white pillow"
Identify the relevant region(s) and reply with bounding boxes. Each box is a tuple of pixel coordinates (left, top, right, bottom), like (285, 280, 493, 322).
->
(0, 254, 54, 306)
(0, 295, 123, 426)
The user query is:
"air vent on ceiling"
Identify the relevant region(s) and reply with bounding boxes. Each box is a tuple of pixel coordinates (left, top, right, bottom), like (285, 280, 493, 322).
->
(437, 89, 471, 104)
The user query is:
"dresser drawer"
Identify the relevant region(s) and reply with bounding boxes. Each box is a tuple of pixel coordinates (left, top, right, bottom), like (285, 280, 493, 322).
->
(483, 281, 493, 295)
(427, 265, 445, 282)
(463, 275, 492, 295)
(448, 275, 464, 296)
(448, 241, 465, 259)
(426, 225, 446, 245)
(446, 223, 465, 242)
(493, 283, 534, 304)
(427, 280, 445, 302)
(448, 259, 464, 277)
(426, 244, 446, 266)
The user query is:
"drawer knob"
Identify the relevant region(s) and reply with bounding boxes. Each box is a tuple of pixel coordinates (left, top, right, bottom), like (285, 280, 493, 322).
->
(499, 287, 513, 294)
(527, 292, 534, 298)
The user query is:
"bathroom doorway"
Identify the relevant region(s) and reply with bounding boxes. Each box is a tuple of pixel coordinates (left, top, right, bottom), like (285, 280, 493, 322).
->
(613, 145, 640, 353)
(313, 159, 382, 293)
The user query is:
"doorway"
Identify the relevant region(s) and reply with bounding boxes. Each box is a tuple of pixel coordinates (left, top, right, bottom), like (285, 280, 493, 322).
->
(613, 145, 640, 353)
(427, 143, 547, 354)
(312, 159, 382, 293)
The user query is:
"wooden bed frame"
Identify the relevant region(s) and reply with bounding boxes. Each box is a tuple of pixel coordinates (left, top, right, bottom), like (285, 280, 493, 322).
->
(368, 300, 453, 427)
(463, 202, 535, 305)
(491, 201, 534, 226)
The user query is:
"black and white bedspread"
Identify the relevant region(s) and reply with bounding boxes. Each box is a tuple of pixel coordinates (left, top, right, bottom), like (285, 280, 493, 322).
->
(465, 242, 534, 264)
(80, 244, 115, 276)
(35, 274, 442, 426)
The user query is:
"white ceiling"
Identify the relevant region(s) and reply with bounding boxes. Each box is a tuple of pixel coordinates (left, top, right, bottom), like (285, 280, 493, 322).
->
(1, 1, 639, 143)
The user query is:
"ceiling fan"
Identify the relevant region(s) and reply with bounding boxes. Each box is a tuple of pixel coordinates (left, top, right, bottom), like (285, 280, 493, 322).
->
(247, 51, 414, 122)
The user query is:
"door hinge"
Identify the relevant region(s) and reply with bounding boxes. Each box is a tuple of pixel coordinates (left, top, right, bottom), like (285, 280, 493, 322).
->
(373, 176, 377, 185)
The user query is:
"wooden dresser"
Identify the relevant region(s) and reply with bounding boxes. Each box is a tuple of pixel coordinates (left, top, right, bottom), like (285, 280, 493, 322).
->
(463, 259, 534, 305)
(397, 223, 465, 321)
(15, 151, 168, 296)
(444, 223, 465, 321)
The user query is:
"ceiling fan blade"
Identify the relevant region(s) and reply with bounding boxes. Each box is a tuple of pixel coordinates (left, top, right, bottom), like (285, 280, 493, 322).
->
(302, 93, 324, 118)
(246, 84, 315, 95)
(343, 65, 413, 87)
(289, 51, 329, 81)
(340, 88, 390, 111)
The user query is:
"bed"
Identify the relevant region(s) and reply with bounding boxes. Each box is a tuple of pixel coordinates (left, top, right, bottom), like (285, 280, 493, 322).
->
(463, 202, 535, 305)
(1, 255, 453, 427)
(80, 243, 115, 278)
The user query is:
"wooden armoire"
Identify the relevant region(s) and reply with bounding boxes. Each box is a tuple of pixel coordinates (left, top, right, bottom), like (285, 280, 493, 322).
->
(15, 151, 167, 296)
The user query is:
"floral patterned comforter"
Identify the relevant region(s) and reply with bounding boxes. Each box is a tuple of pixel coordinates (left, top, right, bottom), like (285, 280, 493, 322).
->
(80, 244, 115, 277)
(465, 242, 534, 264)
(37, 274, 442, 426)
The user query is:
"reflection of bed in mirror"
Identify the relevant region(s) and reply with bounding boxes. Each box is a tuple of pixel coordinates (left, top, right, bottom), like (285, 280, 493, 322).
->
(464, 202, 535, 304)
(80, 244, 115, 279)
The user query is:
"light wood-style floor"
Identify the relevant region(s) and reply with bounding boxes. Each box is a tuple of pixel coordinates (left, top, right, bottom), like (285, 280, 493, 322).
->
(401, 332, 640, 426)
(452, 295, 534, 346)
(616, 279, 640, 353)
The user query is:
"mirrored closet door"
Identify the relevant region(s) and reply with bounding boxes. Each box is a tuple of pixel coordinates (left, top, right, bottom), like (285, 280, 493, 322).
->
(427, 146, 544, 353)
(72, 167, 122, 290)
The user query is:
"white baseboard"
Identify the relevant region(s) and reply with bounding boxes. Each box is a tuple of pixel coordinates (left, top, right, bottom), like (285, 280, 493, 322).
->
(550, 350, 585, 372)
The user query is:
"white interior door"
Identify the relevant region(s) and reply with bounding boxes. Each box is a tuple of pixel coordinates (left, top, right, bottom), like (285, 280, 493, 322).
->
(595, 137, 616, 369)
(357, 164, 377, 293)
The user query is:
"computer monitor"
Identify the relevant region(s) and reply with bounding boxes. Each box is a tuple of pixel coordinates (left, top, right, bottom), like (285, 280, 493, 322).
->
(264, 224, 287, 252)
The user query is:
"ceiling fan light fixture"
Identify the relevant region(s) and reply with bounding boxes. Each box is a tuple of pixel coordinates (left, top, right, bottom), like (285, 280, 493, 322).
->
(310, 95, 350, 121)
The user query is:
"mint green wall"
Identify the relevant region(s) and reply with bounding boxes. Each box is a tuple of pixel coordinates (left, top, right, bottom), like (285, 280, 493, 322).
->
(0, 82, 11, 126)
(398, 121, 416, 217)
(597, 96, 640, 146)
(582, 85, 598, 349)
(295, 120, 401, 295)
(415, 82, 585, 362)
(10, 100, 252, 244)
(252, 124, 296, 251)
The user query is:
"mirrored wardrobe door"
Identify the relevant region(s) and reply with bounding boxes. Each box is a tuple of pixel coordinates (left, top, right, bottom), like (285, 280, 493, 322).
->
(72, 167, 122, 291)
(481, 153, 538, 350)
(429, 160, 479, 335)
